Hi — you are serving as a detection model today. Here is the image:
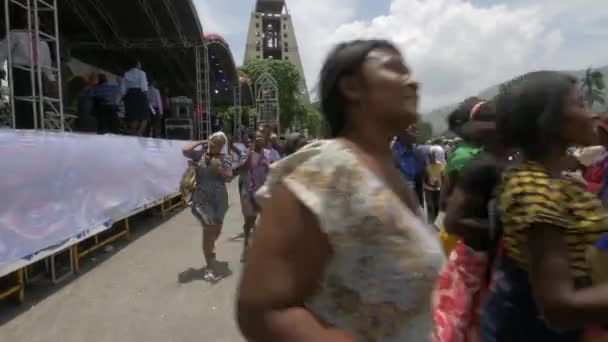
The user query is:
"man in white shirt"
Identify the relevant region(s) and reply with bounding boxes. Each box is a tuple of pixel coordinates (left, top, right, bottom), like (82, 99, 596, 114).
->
(147, 80, 163, 138)
(122, 60, 150, 136)
(0, 14, 56, 129)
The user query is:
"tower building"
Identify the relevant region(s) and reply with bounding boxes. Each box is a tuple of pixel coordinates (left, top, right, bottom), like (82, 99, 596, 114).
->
(244, 0, 309, 103)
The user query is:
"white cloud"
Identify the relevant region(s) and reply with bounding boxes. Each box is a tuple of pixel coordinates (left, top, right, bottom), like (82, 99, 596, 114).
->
(285, 0, 359, 93)
(314, 0, 567, 111)
(198, 0, 608, 112)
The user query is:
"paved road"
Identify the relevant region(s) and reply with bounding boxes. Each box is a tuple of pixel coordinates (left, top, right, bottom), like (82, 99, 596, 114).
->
(0, 182, 247, 342)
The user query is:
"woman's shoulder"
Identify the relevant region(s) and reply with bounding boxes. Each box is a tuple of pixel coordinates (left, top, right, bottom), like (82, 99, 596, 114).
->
(256, 139, 363, 223)
(499, 161, 569, 222)
(267, 139, 358, 178)
(501, 161, 560, 198)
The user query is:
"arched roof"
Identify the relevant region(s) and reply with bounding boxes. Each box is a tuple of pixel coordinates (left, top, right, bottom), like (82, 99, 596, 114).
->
(2, 0, 245, 104)
(205, 34, 239, 107)
(59, 0, 204, 96)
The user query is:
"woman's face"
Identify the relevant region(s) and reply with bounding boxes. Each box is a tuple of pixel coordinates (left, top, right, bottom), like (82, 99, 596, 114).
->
(560, 86, 599, 147)
(358, 48, 419, 130)
(209, 136, 226, 155)
(254, 131, 266, 149)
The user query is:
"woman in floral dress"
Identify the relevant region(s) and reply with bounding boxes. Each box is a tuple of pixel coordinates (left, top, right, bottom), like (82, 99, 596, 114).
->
(236, 39, 443, 341)
(182, 131, 232, 281)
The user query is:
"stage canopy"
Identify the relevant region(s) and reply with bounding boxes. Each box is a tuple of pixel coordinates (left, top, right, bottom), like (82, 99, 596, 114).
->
(2, 0, 243, 102)
(205, 33, 240, 107)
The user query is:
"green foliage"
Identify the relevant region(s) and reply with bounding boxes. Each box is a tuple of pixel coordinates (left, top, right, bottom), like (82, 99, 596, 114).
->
(298, 104, 324, 138)
(219, 106, 255, 137)
(239, 59, 303, 130)
(582, 67, 606, 107)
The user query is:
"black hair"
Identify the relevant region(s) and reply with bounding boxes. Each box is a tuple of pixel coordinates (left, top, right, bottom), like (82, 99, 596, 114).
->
(495, 71, 576, 156)
(319, 39, 399, 138)
(127, 58, 140, 69)
(97, 73, 107, 84)
(447, 97, 497, 140)
(284, 132, 305, 156)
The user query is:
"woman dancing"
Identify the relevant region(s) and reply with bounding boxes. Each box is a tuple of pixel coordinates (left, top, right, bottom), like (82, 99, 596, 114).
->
(182, 131, 232, 282)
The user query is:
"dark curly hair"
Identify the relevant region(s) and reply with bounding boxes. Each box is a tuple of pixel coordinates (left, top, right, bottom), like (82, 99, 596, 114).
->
(447, 97, 497, 141)
(319, 39, 399, 138)
(495, 71, 576, 156)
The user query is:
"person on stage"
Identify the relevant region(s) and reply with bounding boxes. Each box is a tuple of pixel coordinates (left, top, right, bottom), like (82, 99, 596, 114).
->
(0, 13, 56, 129)
(146, 80, 163, 138)
(121, 60, 150, 136)
(90, 73, 120, 134)
(182, 131, 232, 282)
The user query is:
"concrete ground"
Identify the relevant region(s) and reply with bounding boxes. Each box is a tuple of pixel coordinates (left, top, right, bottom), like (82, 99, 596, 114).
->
(0, 182, 247, 342)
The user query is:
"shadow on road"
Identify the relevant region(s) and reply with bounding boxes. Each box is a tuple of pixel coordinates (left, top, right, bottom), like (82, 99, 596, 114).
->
(177, 261, 233, 285)
(0, 207, 184, 327)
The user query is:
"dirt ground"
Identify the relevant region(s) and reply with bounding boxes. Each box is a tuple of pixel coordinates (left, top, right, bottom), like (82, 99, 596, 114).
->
(0, 182, 247, 342)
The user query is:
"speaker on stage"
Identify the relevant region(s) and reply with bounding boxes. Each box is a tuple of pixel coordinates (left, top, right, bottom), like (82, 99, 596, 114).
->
(165, 118, 193, 140)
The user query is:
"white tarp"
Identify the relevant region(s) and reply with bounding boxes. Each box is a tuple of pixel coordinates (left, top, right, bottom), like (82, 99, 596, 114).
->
(0, 130, 191, 269)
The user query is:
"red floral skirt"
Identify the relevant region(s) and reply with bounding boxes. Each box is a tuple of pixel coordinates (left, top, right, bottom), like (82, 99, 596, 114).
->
(432, 240, 489, 342)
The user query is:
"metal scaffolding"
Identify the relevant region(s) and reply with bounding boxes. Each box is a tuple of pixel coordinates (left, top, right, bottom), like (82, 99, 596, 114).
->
(2, 0, 65, 130)
(200, 44, 211, 140)
(255, 72, 279, 131)
(232, 82, 242, 140)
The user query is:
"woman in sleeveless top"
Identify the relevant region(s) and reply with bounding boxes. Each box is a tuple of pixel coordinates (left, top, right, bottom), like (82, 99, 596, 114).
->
(236, 39, 443, 341)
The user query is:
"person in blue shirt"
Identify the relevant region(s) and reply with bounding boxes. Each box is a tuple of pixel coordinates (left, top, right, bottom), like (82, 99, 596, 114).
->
(391, 126, 426, 207)
(90, 73, 121, 134)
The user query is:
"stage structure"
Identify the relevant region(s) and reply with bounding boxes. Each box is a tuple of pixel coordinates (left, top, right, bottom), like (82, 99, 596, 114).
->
(244, 0, 309, 103)
(0, 0, 248, 140)
(204, 33, 252, 138)
(0, 0, 247, 304)
(2, 0, 67, 131)
(255, 72, 279, 131)
(232, 75, 255, 141)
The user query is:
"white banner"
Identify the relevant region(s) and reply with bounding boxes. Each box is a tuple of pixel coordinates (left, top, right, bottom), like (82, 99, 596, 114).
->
(0, 130, 190, 269)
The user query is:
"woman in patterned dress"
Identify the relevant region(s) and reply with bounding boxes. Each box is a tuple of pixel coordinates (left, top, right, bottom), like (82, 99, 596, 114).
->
(182, 131, 232, 281)
(239, 128, 271, 260)
(481, 71, 608, 341)
(236, 39, 443, 341)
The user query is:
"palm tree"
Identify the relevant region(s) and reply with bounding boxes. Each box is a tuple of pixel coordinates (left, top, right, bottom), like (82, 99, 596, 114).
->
(580, 67, 606, 108)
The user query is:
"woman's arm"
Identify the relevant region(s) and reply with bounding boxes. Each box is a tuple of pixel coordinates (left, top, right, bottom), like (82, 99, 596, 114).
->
(217, 156, 233, 180)
(444, 187, 489, 250)
(439, 171, 458, 211)
(182, 141, 206, 161)
(237, 184, 355, 342)
(240, 145, 256, 172)
(528, 224, 608, 330)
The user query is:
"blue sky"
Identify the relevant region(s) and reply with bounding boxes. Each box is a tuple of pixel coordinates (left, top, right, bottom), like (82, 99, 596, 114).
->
(195, 0, 608, 111)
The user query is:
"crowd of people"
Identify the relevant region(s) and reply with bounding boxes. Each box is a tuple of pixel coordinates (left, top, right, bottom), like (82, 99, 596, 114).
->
(181, 126, 307, 282)
(174, 38, 608, 342)
(74, 60, 170, 137)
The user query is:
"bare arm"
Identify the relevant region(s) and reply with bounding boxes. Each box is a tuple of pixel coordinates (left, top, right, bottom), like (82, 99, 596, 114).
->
(237, 184, 355, 342)
(182, 141, 206, 161)
(528, 224, 608, 330)
(216, 156, 233, 180)
(240, 145, 258, 172)
(444, 187, 487, 235)
(439, 171, 458, 211)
